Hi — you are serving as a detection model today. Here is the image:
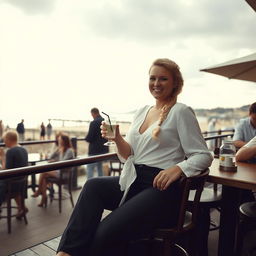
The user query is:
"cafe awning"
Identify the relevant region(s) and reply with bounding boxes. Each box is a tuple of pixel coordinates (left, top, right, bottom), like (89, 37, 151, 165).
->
(200, 52, 256, 82)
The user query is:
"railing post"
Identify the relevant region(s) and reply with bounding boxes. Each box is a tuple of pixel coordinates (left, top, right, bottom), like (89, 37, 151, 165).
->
(71, 137, 81, 190)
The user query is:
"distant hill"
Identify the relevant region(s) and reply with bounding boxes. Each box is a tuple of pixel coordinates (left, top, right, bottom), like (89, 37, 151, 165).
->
(195, 104, 250, 113)
(194, 104, 250, 121)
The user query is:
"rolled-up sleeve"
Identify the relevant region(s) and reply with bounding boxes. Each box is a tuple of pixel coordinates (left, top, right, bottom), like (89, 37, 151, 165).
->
(176, 107, 213, 177)
(233, 121, 244, 141)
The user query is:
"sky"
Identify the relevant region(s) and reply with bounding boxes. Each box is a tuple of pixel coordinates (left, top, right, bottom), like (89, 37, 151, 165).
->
(0, 0, 255, 128)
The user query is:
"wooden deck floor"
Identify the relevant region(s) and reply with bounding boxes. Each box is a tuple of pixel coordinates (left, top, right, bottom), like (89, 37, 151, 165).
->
(0, 174, 85, 256)
(0, 174, 220, 256)
(10, 236, 61, 256)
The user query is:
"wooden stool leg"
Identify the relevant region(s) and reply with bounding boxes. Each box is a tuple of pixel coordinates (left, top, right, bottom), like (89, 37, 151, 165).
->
(7, 197, 11, 233)
(59, 184, 62, 213)
(21, 198, 28, 225)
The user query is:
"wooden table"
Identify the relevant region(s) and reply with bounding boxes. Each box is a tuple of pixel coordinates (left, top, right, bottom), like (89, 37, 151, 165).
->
(28, 153, 47, 191)
(208, 159, 256, 256)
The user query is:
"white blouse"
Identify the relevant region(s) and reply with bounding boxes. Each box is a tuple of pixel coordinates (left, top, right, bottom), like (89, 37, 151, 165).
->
(118, 103, 213, 205)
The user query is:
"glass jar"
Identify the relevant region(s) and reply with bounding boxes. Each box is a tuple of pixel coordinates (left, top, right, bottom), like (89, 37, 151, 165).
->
(219, 139, 237, 171)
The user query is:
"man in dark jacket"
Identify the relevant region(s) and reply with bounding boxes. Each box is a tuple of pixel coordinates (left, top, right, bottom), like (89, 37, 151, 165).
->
(16, 119, 25, 141)
(85, 108, 108, 179)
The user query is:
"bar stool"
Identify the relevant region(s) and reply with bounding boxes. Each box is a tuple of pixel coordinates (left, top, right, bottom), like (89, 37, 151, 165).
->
(236, 201, 256, 256)
(188, 183, 222, 256)
(109, 160, 123, 176)
(46, 168, 74, 213)
(0, 177, 28, 233)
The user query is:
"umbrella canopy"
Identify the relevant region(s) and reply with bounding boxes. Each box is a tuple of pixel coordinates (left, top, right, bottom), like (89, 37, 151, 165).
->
(200, 52, 256, 82)
(246, 0, 256, 12)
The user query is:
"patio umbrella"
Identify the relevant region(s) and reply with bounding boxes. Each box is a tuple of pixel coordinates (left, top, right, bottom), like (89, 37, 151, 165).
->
(200, 52, 256, 82)
(245, 0, 256, 12)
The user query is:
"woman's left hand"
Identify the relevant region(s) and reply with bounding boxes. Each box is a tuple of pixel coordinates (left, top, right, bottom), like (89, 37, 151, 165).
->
(153, 166, 182, 191)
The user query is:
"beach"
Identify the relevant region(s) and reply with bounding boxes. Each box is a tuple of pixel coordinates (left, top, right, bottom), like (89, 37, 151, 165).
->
(4, 115, 235, 159)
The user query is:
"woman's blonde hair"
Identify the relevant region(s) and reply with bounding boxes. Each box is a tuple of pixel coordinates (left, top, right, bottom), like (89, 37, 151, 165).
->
(150, 58, 184, 139)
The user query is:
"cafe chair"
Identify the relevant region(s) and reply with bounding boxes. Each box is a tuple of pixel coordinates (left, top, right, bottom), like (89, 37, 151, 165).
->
(46, 168, 74, 213)
(235, 201, 256, 256)
(188, 182, 222, 256)
(109, 160, 123, 176)
(129, 169, 209, 256)
(187, 147, 222, 256)
(0, 177, 28, 233)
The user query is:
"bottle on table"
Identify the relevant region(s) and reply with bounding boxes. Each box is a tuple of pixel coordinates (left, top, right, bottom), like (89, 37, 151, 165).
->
(219, 139, 237, 171)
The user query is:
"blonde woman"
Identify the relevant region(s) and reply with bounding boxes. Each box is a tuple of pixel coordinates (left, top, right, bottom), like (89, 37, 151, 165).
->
(56, 58, 213, 256)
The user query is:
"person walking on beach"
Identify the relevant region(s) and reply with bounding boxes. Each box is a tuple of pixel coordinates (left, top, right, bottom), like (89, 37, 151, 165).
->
(40, 122, 45, 140)
(207, 118, 217, 150)
(233, 102, 256, 148)
(0, 120, 4, 142)
(56, 58, 213, 256)
(46, 121, 53, 140)
(85, 108, 108, 179)
(16, 119, 25, 141)
(40, 122, 46, 140)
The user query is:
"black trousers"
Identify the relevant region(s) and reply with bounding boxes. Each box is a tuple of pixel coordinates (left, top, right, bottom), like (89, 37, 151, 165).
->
(57, 165, 182, 256)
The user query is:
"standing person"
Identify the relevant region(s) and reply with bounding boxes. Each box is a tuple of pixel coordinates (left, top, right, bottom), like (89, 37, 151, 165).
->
(233, 102, 256, 148)
(0, 147, 4, 169)
(40, 122, 46, 140)
(0, 131, 28, 218)
(207, 118, 217, 150)
(16, 119, 25, 141)
(31, 133, 74, 207)
(56, 58, 213, 256)
(85, 108, 108, 179)
(0, 120, 4, 142)
(46, 121, 53, 140)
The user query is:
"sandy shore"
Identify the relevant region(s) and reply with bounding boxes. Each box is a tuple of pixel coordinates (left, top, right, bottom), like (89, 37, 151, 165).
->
(5, 118, 234, 157)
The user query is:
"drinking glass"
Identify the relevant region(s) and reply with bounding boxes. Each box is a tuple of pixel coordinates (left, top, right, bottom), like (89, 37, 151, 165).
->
(104, 119, 117, 146)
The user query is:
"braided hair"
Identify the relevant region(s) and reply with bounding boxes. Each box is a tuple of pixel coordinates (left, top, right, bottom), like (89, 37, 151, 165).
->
(150, 58, 184, 139)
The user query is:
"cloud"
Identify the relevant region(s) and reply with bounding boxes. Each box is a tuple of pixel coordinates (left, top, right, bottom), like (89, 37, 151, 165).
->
(84, 0, 256, 50)
(0, 0, 57, 15)
(0, 0, 255, 127)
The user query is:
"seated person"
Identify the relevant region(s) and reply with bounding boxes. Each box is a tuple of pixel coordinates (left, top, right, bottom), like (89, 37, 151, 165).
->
(31, 133, 74, 207)
(0, 131, 28, 218)
(236, 136, 256, 201)
(48, 131, 62, 162)
(55, 58, 213, 256)
(233, 102, 256, 149)
(236, 136, 256, 163)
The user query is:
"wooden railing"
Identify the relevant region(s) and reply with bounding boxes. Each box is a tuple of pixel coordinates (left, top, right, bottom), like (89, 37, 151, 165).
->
(0, 153, 118, 180)
(204, 133, 234, 150)
(0, 137, 85, 147)
(202, 128, 234, 136)
(0, 129, 234, 149)
(0, 134, 235, 179)
(0, 129, 235, 180)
